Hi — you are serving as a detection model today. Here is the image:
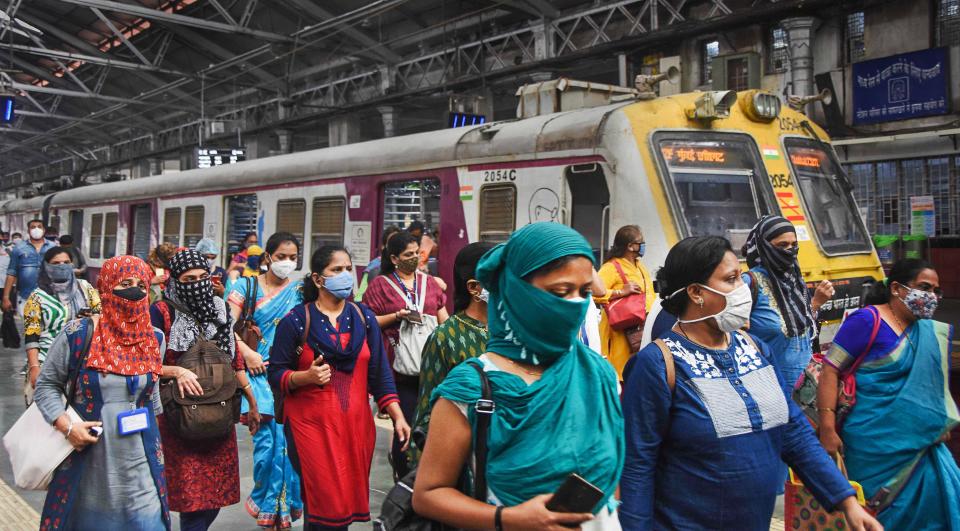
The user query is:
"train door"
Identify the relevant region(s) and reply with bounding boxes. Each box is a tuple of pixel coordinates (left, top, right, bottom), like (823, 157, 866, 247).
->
(68, 209, 83, 242)
(563, 163, 610, 263)
(129, 204, 152, 261)
(224, 194, 258, 264)
(381, 179, 441, 275)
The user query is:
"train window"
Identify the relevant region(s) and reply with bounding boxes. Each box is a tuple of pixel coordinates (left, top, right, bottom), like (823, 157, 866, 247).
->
(383, 179, 440, 233)
(277, 199, 306, 268)
(184, 206, 205, 248)
(68, 210, 83, 244)
(784, 138, 871, 254)
(103, 212, 118, 259)
(653, 132, 774, 246)
(163, 208, 182, 246)
(479, 184, 516, 243)
(311, 198, 345, 250)
(225, 194, 258, 261)
(89, 214, 103, 259)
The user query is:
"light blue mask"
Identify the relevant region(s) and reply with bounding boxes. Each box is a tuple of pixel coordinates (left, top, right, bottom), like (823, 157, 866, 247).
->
(321, 270, 354, 300)
(639, 243, 646, 257)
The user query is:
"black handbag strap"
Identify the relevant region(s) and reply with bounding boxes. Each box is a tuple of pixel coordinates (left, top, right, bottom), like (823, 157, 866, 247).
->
(468, 362, 494, 502)
(242, 276, 257, 321)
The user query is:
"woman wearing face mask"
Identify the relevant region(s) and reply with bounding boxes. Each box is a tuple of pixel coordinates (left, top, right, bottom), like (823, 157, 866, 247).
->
(818, 259, 960, 529)
(150, 249, 260, 531)
(596, 225, 655, 379)
(34, 256, 169, 530)
(742, 216, 834, 392)
(227, 232, 304, 529)
(23, 246, 100, 404)
(268, 246, 410, 530)
(363, 231, 448, 478)
(410, 241, 494, 466)
(413, 223, 623, 530)
(619, 236, 881, 531)
(195, 238, 228, 298)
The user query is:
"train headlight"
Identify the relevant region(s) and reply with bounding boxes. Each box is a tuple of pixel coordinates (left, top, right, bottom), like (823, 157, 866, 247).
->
(739, 90, 781, 122)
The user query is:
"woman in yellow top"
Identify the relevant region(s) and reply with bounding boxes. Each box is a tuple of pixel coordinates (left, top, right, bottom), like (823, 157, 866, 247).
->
(596, 225, 655, 379)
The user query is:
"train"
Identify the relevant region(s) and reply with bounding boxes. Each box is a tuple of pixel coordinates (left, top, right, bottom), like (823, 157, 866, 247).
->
(0, 78, 882, 347)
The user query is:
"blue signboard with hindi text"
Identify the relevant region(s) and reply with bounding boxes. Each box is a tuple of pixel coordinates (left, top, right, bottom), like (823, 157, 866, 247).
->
(852, 47, 950, 125)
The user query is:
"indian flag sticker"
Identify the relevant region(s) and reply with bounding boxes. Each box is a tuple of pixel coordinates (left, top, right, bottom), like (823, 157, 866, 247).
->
(762, 147, 780, 160)
(459, 185, 474, 201)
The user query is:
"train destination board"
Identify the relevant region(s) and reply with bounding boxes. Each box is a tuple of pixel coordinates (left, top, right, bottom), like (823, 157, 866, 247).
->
(197, 148, 246, 169)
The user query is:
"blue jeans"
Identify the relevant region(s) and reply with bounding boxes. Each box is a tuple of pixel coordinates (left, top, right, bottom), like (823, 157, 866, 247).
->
(180, 508, 220, 531)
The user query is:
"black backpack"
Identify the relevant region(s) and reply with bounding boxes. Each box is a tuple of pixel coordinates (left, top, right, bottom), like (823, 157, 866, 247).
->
(374, 363, 494, 531)
(159, 300, 241, 441)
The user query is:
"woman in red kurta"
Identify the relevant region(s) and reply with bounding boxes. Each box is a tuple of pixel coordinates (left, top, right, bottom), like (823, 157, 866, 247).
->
(150, 249, 261, 531)
(269, 246, 410, 530)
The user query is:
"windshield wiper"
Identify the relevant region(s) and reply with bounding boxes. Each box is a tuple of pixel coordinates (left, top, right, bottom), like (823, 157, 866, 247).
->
(800, 120, 854, 193)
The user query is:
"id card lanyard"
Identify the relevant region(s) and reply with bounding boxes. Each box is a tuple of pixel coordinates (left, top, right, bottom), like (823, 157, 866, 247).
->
(117, 375, 150, 436)
(392, 272, 419, 311)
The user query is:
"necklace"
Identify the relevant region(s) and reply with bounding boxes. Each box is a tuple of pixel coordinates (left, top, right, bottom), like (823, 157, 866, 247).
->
(454, 313, 487, 334)
(889, 308, 917, 350)
(504, 357, 542, 377)
(676, 322, 728, 350)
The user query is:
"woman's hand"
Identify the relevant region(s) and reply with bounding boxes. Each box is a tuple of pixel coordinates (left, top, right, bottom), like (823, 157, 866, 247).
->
(246, 404, 261, 436)
(502, 494, 594, 531)
(28, 365, 40, 387)
(176, 367, 204, 398)
(388, 403, 411, 451)
(62, 420, 102, 451)
(212, 282, 226, 297)
(243, 346, 267, 376)
(300, 356, 332, 386)
(395, 309, 412, 322)
(820, 427, 843, 456)
(840, 497, 883, 531)
(812, 280, 835, 312)
(623, 281, 643, 295)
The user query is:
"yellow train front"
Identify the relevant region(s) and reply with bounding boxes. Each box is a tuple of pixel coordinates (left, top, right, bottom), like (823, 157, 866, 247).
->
(615, 85, 883, 346)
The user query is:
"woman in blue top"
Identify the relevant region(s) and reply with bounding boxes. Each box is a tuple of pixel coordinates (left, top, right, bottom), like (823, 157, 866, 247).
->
(619, 236, 880, 531)
(227, 232, 304, 529)
(819, 259, 960, 529)
(742, 215, 833, 392)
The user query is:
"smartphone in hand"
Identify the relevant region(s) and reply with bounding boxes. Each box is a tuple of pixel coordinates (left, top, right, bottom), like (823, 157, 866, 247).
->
(545, 473, 604, 514)
(404, 310, 423, 324)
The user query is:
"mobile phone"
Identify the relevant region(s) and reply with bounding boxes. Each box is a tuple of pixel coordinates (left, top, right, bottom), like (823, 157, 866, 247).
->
(404, 310, 423, 324)
(88, 426, 103, 438)
(545, 473, 604, 514)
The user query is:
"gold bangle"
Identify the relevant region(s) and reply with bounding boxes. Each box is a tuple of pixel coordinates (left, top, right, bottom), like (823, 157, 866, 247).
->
(242, 383, 252, 391)
(817, 407, 836, 413)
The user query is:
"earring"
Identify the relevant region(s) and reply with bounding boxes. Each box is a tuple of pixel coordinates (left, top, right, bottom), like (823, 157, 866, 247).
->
(697, 299, 704, 308)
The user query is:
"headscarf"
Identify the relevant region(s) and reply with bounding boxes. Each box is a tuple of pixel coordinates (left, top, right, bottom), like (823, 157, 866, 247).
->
(194, 238, 220, 257)
(743, 215, 815, 336)
(86, 256, 161, 376)
(167, 249, 234, 354)
(244, 245, 264, 277)
(435, 222, 624, 513)
(37, 259, 87, 317)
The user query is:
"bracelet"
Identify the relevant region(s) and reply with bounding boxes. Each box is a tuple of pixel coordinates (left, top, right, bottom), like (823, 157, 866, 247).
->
(241, 383, 252, 391)
(494, 506, 504, 531)
(817, 407, 836, 413)
(64, 422, 74, 439)
(28, 364, 40, 369)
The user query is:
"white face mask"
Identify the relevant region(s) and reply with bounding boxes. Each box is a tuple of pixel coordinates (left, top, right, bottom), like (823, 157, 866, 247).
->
(269, 259, 297, 280)
(29, 228, 44, 240)
(676, 282, 752, 333)
(206, 258, 217, 270)
(477, 288, 490, 303)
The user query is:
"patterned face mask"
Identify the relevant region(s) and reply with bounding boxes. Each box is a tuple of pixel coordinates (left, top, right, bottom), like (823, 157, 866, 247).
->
(898, 284, 939, 320)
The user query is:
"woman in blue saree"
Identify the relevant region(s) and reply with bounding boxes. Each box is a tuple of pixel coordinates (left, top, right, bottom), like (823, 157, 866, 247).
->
(228, 232, 304, 529)
(820, 258, 960, 529)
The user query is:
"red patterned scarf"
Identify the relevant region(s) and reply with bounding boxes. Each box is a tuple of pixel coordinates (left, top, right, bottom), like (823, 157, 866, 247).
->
(85, 255, 161, 375)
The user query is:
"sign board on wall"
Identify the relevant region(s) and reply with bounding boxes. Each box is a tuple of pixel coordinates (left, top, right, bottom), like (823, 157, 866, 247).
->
(910, 195, 936, 236)
(346, 221, 372, 266)
(852, 47, 950, 125)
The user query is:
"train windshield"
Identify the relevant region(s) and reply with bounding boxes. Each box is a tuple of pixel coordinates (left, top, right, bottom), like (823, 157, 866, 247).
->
(784, 138, 871, 254)
(654, 132, 774, 248)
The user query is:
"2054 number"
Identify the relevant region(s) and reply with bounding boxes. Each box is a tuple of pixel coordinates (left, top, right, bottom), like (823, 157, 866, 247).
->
(483, 169, 517, 182)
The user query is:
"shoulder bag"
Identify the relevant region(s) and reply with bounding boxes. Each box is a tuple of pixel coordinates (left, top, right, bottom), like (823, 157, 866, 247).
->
(386, 273, 438, 376)
(159, 301, 241, 440)
(375, 363, 494, 531)
(793, 305, 881, 430)
(604, 261, 647, 332)
(3, 317, 93, 489)
(234, 276, 263, 350)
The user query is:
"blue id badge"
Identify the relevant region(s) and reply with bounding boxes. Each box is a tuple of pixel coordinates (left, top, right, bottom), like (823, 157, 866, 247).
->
(117, 407, 150, 436)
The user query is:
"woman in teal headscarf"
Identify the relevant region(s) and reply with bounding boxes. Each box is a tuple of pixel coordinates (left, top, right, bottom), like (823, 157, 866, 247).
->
(413, 222, 624, 531)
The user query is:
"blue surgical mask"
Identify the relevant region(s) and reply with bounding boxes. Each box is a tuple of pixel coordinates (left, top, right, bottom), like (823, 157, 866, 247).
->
(320, 270, 354, 300)
(46, 263, 74, 284)
(638, 243, 646, 257)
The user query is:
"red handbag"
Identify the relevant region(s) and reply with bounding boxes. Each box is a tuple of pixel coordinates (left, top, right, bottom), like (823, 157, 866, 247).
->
(604, 261, 647, 331)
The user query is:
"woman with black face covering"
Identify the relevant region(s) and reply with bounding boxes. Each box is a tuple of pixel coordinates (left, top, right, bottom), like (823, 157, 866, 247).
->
(23, 246, 100, 404)
(150, 249, 260, 531)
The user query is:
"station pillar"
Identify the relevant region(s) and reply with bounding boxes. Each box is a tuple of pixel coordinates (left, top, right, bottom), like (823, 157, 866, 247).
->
(328, 115, 362, 147)
(782, 16, 819, 114)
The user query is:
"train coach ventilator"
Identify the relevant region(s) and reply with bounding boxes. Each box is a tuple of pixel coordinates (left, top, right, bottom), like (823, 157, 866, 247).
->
(686, 90, 738, 121)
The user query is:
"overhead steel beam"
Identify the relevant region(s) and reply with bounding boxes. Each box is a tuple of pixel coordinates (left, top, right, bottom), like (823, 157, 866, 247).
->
(283, 0, 401, 63)
(58, 0, 294, 42)
(208, 0, 238, 26)
(494, 0, 559, 18)
(11, 82, 185, 108)
(0, 42, 186, 75)
(90, 7, 152, 66)
(162, 25, 277, 86)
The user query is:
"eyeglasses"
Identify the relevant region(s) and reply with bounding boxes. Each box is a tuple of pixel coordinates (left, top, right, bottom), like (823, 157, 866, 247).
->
(909, 282, 943, 299)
